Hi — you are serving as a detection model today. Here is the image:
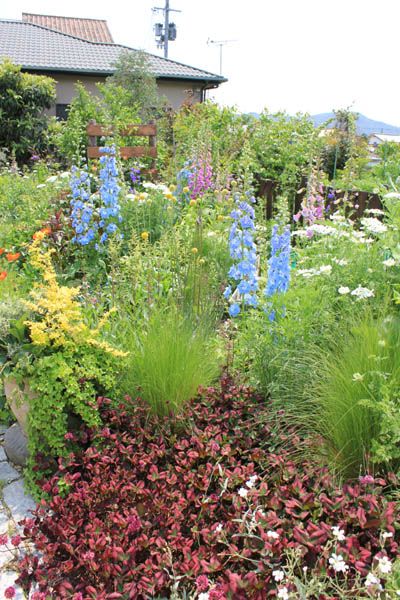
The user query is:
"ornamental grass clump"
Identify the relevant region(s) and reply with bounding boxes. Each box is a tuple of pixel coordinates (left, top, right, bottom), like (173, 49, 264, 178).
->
(13, 230, 126, 492)
(310, 315, 400, 478)
(119, 306, 219, 417)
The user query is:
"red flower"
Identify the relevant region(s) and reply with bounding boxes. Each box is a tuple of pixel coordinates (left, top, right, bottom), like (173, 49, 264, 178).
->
(0, 271, 7, 281)
(6, 252, 20, 262)
(11, 534, 21, 547)
(0, 533, 8, 545)
(4, 587, 16, 598)
(0, 248, 4, 255)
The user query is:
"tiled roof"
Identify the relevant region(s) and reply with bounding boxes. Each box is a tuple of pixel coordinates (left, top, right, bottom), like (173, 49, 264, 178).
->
(0, 20, 226, 83)
(22, 13, 114, 43)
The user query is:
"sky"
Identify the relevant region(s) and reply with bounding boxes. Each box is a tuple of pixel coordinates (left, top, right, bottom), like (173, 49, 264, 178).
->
(2, 0, 400, 125)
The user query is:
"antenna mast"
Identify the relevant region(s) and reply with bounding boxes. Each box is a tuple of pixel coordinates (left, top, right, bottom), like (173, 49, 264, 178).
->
(207, 39, 237, 75)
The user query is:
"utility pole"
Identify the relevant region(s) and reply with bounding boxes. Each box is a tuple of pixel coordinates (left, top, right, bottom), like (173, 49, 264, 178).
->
(163, 0, 169, 58)
(153, 0, 181, 58)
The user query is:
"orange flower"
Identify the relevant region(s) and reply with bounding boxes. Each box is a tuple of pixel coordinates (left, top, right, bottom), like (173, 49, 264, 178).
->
(0, 248, 4, 255)
(6, 252, 21, 262)
(0, 271, 7, 280)
(41, 227, 52, 235)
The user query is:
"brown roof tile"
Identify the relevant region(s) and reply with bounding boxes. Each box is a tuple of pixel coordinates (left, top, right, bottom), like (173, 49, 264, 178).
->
(22, 13, 114, 43)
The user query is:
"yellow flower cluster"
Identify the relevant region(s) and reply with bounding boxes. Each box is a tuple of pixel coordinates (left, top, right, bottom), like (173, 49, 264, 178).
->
(24, 234, 127, 358)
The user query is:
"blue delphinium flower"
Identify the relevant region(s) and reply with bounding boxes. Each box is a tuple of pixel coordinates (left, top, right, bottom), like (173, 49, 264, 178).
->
(70, 146, 122, 249)
(98, 145, 122, 244)
(70, 166, 97, 246)
(264, 224, 291, 320)
(224, 190, 258, 317)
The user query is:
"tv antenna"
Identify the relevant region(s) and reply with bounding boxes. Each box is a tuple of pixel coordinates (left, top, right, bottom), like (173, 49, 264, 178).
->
(207, 38, 237, 75)
(152, 1, 181, 58)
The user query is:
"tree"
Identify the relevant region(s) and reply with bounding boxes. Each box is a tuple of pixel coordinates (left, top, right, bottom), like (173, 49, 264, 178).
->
(108, 50, 165, 119)
(0, 60, 56, 163)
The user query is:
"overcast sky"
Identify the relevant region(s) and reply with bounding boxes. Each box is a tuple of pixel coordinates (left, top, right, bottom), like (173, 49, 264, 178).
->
(3, 0, 400, 125)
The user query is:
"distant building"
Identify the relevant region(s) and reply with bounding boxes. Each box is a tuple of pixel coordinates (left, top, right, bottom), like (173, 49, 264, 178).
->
(369, 133, 400, 147)
(368, 133, 400, 166)
(0, 14, 226, 115)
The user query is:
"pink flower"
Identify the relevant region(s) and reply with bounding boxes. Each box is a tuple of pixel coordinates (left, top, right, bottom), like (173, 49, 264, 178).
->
(4, 587, 16, 599)
(0, 533, 8, 545)
(11, 534, 21, 547)
(359, 474, 375, 485)
(196, 574, 210, 592)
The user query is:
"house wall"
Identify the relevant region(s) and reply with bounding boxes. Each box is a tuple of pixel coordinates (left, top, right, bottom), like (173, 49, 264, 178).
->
(44, 72, 203, 115)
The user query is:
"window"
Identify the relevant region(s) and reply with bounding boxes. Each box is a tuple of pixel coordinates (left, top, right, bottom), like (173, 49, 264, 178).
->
(56, 104, 69, 121)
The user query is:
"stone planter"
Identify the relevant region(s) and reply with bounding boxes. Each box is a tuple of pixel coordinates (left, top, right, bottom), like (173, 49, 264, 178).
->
(3, 377, 36, 435)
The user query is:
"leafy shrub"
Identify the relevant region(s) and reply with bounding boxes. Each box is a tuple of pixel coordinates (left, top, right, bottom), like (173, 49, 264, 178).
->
(16, 377, 399, 598)
(119, 306, 219, 416)
(0, 59, 56, 163)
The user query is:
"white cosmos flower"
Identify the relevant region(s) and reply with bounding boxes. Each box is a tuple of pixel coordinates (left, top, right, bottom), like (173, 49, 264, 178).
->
(377, 556, 392, 574)
(238, 487, 249, 498)
(272, 569, 285, 582)
(365, 208, 384, 216)
(329, 553, 349, 573)
(277, 587, 289, 599)
(267, 530, 280, 540)
(383, 258, 396, 267)
(215, 523, 223, 533)
(331, 526, 346, 541)
(365, 573, 381, 587)
(361, 217, 387, 234)
(351, 286, 374, 300)
(338, 286, 350, 295)
(246, 475, 258, 488)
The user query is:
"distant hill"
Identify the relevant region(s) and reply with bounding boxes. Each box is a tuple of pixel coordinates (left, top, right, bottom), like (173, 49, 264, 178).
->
(311, 113, 400, 136)
(247, 111, 400, 136)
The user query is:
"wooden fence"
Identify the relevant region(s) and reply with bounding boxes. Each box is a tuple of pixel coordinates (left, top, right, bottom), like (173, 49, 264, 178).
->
(257, 179, 383, 221)
(86, 120, 157, 176)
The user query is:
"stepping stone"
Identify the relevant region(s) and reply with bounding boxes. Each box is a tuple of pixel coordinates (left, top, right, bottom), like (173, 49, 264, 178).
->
(4, 424, 28, 467)
(0, 462, 20, 483)
(0, 502, 10, 534)
(0, 571, 26, 598)
(0, 446, 7, 461)
(2, 480, 36, 523)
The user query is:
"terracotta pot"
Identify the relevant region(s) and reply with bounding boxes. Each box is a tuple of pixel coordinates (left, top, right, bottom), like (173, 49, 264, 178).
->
(3, 377, 36, 435)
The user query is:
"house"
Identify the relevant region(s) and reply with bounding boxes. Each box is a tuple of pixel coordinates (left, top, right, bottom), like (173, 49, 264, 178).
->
(0, 14, 226, 115)
(368, 133, 400, 166)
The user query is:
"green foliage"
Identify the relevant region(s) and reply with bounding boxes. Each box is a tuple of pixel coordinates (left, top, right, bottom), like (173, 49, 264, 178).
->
(251, 110, 319, 196)
(320, 108, 357, 180)
(310, 316, 400, 477)
(172, 101, 255, 181)
(0, 59, 56, 163)
(52, 82, 141, 164)
(0, 167, 66, 248)
(118, 306, 219, 417)
(108, 50, 163, 119)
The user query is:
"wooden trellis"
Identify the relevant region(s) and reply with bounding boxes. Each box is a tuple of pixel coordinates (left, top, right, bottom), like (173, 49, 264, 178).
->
(86, 120, 157, 176)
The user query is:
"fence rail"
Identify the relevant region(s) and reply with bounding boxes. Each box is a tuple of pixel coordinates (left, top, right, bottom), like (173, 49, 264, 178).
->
(257, 179, 383, 220)
(86, 120, 157, 176)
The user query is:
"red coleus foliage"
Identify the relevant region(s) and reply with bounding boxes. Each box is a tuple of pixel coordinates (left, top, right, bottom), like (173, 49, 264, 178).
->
(17, 376, 398, 599)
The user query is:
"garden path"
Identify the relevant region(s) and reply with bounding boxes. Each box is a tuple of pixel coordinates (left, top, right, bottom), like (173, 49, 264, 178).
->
(0, 425, 35, 599)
